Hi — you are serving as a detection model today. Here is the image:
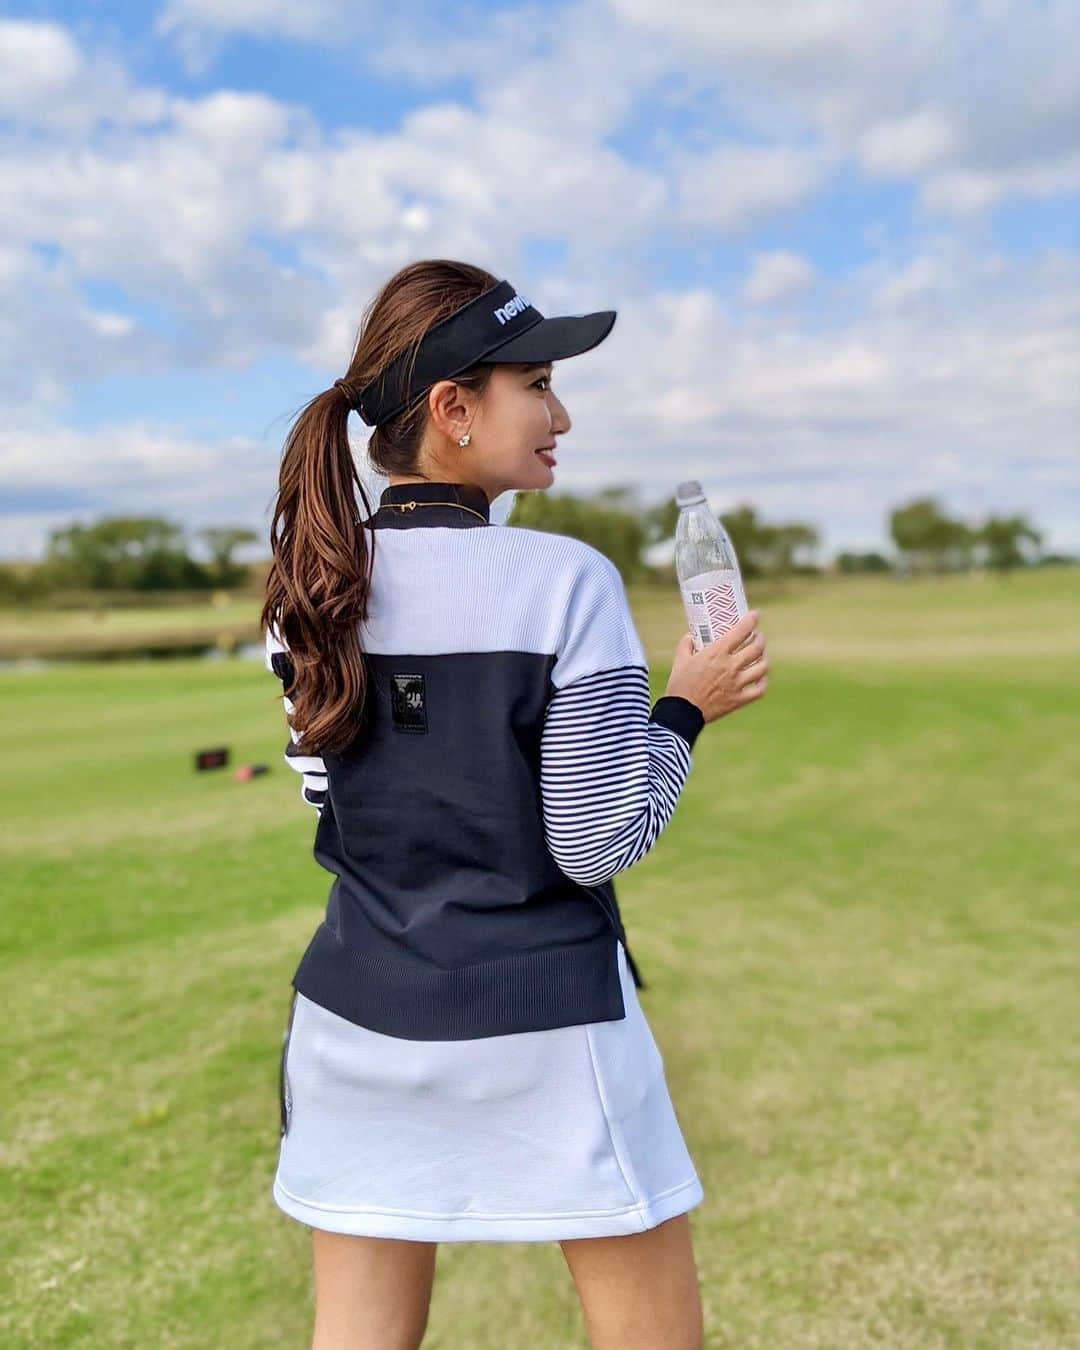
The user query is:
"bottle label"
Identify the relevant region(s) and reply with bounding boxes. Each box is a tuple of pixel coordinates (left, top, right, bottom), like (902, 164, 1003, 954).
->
(680, 568, 747, 651)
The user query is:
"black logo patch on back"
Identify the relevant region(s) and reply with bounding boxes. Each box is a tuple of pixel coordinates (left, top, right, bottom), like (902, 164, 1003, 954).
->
(391, 672, 428, 733)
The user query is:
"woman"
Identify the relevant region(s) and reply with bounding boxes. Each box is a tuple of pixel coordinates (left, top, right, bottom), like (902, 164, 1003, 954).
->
(261, 259, 769, 1349)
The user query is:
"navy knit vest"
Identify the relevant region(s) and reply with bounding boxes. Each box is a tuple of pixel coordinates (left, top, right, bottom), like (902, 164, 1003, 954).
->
(265, 480, 704, 1040)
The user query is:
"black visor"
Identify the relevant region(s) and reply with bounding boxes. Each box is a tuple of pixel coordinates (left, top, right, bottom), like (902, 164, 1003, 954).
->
(354, 279, 616, 427)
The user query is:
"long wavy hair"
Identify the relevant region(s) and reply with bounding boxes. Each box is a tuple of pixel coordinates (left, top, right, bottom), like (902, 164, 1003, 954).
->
(260, 259, 499, 755)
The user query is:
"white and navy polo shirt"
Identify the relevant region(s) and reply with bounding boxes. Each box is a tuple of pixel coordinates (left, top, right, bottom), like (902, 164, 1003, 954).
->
(265, 479, 704, 1040)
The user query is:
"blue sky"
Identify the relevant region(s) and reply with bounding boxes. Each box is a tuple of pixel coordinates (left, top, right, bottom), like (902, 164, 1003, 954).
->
(1, 0, 1077, 559)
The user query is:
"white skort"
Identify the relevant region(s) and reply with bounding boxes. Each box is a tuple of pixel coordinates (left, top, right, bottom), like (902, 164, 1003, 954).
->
(272, 939, 704, 1242)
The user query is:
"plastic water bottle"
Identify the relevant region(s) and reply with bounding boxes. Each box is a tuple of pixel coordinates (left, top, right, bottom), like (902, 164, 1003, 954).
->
(674, 480, 749, 653)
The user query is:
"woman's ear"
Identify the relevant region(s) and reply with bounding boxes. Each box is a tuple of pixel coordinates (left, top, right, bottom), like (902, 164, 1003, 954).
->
(427, 378, 478, 442)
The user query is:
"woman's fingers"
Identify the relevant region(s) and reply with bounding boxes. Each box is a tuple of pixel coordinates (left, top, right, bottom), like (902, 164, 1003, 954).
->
(719, 609, 758, 652)
(738, 655, 769, 687)
(732, 632, 766, 667)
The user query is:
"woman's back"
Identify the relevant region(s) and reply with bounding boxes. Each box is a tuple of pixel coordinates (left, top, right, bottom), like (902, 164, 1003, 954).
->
(267, 478, 705, 1041)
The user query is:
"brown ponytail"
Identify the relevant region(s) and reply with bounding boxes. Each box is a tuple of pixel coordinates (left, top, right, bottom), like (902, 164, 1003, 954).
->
(260, 259, 499, 755)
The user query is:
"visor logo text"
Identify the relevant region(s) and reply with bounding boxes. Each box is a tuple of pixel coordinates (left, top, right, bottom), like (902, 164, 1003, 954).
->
(493, 293, 530, 325)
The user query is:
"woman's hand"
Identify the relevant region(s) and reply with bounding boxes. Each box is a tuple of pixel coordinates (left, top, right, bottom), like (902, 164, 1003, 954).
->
(664, 609, 769, 725)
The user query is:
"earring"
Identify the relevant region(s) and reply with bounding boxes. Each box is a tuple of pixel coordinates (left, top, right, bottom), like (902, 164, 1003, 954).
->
(458, 433, 471, 446)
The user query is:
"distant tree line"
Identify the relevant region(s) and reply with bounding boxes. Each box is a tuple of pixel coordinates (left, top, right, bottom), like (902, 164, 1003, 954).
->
(882, 496, 1060, 575)
(0, 491, 1071, 603)
(508, 486, 1070, 581)
(0, 518, 258, 602)
(507, 485, 826, 582)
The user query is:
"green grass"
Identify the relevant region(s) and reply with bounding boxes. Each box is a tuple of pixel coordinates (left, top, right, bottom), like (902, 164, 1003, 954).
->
(2, 568, 1078, 1346)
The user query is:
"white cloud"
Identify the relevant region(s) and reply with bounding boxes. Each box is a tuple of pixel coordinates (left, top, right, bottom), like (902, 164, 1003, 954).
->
(920, 155, 1080, 214)
(674, 144, 831, 231)
(154, 0, 373, 75)
(858, 106, 958, 177)
(149, 0, 1080, 216)
(542, 242, 1080, 551)
(0, 11, 1077, 561)
(867, 254, 949, 311)
(607, 0, 921, 66)
(158, 0, 349, 40)
(0, 18, 167, 131)
(605, 0, 1080, 213)
(1, 45, 672, 387)
(743, 250, 817, 304)
(0, 245, 168, 405)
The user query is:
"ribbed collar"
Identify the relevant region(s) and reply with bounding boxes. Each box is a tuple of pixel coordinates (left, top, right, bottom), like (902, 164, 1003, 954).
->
(376, 480, 491, 523)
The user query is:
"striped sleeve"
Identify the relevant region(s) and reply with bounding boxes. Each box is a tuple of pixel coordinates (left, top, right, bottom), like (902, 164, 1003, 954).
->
(539, 554, 705, 887)
(264, 621, 329, 817)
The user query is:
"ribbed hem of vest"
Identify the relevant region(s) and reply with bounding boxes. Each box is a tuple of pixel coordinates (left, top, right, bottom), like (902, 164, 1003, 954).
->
(649, 695, 705, 750)
(290, 923, 627, 1040)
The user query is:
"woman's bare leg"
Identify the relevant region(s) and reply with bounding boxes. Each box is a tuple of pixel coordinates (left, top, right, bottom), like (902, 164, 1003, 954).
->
(310, 1229, 438, 1350)
(559, 1213, 704, 1350)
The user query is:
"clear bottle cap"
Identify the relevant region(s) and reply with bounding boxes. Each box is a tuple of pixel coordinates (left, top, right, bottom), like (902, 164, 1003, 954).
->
(676, 480, 706, 507)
